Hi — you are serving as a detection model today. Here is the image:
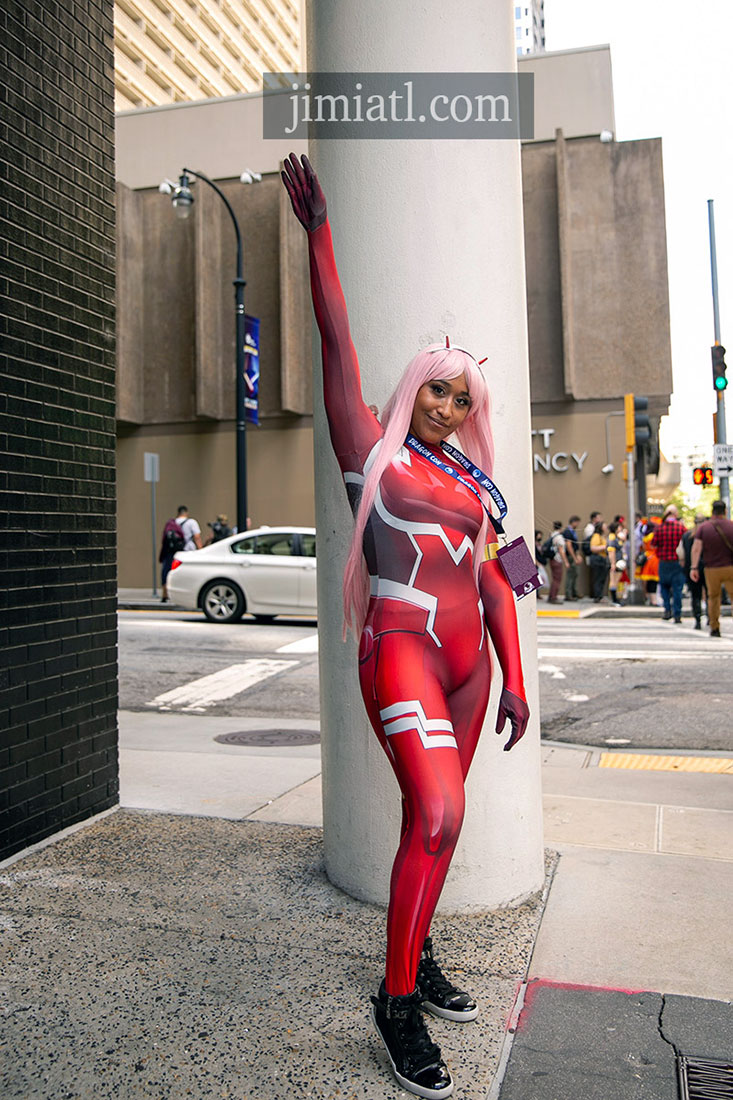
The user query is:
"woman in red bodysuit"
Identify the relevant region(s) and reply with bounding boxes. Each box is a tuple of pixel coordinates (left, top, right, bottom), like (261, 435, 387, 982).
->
(282, 154, 529, 1100)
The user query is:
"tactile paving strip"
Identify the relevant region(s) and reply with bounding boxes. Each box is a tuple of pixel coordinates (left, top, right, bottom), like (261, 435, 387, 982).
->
(599, 753, 733, 773)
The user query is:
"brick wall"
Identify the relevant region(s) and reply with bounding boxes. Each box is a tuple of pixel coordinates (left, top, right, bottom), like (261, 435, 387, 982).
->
(0, 0, 118, 860)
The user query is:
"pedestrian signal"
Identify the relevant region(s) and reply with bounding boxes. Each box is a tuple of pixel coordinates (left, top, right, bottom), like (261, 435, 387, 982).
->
(693, 466, 713, 486)
(712, 345, 728, 391)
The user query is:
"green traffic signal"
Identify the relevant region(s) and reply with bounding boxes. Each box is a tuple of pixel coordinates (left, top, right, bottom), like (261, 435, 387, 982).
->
(712, 344, 728, 391)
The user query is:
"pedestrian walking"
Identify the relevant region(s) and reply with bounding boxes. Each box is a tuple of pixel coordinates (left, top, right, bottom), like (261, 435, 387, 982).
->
(638, 520, 661, 605)
(283, 153, 529, 1100)
(589, 521, 610, 602)
(691, 500, 733, 637)
(159, 514, 184, 603)
(177, 505, 203, 551)
(606, 521, 625, 605)
(206, 514, 232, 544)
(535, 529, 549, 593)
(562, 515, 582, 600)
(651, 505, 687, 622)
(547, 521, 568, 603)
(159, 505, 202, 603)
(682, 513, 707, 629)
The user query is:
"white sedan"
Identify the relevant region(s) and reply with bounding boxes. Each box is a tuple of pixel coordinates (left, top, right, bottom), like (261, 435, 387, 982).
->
(167, 526, 317, 623)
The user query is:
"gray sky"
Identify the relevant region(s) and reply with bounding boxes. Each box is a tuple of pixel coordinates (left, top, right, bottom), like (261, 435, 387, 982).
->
(545, 0, 733, 463)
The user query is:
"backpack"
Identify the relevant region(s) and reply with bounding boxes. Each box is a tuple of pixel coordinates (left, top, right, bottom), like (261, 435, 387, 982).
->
(580, 534, 592, 558)
(537, 535, 554, 565)
(211, 520, 232, 542)
(163, 521, 185, 555)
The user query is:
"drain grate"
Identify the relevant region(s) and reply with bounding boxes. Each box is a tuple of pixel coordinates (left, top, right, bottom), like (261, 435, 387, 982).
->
(677, 1055, 733, 1100)
(214, 729, 320, 747)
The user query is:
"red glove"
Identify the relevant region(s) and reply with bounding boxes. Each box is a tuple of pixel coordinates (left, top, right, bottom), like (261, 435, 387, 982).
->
(496, 688, 530, 752)
(281, 153, 327, 232)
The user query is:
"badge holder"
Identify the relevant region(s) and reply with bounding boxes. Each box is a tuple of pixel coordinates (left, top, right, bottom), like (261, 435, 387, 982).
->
(496, 534, 543, 600)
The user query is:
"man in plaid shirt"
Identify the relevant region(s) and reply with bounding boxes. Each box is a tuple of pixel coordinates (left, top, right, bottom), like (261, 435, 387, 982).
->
(651, 505, 687, 622)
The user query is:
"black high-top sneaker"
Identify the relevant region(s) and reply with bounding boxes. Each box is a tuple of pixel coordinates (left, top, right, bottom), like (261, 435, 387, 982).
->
(417, 937, 479, 1022)
(370, 981, 454, 1099)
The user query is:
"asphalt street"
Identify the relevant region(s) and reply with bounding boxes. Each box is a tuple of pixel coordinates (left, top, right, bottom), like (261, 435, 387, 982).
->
(118, 610, 733, 751)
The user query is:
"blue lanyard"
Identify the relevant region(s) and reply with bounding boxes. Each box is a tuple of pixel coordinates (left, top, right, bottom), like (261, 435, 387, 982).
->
(404, 433, 507, 535)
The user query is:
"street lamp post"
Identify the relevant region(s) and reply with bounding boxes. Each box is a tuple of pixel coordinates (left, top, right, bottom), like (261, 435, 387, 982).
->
(161, 168, 261, 533)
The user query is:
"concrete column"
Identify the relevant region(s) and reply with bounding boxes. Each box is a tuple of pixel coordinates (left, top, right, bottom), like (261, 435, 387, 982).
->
(310, 0, 544, 910)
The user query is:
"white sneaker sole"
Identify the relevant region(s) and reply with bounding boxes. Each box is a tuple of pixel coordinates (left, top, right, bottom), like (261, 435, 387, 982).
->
(370, 1005, 455, 1099)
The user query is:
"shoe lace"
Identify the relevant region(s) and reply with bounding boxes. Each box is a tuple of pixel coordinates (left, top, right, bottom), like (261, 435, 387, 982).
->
(394, 1006, 442, 1072)
(419, 952, 457, 999)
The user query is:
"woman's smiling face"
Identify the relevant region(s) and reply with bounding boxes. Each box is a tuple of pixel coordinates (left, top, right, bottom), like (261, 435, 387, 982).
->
(410, 373, 472, 444)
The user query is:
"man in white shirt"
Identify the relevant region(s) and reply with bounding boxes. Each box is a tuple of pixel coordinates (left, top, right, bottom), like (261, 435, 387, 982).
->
(177, 505, 202, 551)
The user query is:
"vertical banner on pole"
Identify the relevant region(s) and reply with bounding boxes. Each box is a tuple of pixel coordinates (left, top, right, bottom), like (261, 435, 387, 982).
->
(244, 315, 260, 426)
(144, 452, 160, 596)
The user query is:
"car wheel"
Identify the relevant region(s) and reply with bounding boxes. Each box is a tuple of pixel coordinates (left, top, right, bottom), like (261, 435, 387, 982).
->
(201, 580, 245, 623)
(253, 614, 276, 624)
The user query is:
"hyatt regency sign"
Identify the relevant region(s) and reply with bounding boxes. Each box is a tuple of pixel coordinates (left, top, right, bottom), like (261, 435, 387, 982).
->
(532, 429, 588, 474)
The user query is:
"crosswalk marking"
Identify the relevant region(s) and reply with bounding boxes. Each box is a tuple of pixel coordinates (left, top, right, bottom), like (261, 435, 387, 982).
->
(276, 634, 319, 654)
(145, 659, 297, 712)
(538, 647, 731, 661)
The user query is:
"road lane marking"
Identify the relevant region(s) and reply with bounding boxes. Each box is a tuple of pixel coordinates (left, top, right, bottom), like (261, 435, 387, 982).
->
(145, 660, 297, 711)
(276, 634, 319, 654)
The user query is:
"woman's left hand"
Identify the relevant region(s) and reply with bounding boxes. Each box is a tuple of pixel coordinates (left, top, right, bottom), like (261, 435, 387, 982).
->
(496, 688, 530, 751)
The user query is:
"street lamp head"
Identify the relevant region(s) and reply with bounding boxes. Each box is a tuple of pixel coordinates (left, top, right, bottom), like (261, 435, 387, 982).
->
(240, 169, 262, 185)
(172, 172, 194, 219)
(601, 463, 615, 475)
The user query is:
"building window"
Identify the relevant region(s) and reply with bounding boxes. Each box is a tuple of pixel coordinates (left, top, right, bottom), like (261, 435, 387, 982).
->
(515, 5, 521, 16)
(516, 26, 522, 38)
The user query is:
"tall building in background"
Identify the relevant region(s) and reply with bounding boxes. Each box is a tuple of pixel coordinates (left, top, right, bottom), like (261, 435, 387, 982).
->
(114, 0, 304, 110)
(515, 0, 545, 56)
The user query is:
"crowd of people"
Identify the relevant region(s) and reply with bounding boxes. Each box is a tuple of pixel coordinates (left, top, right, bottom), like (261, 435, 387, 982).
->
(534, 501, 733, 636)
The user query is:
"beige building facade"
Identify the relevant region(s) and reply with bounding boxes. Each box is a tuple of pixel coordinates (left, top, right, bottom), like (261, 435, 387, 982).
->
(114, 0, 304, 111)
(116, 51, 674, 587)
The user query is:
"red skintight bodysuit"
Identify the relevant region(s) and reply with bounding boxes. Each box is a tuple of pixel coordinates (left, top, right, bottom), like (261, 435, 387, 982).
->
(309, 220, 526, 996)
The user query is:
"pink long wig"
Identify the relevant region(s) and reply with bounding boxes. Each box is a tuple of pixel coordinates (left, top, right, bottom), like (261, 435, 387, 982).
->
(342, 343, 495, 637)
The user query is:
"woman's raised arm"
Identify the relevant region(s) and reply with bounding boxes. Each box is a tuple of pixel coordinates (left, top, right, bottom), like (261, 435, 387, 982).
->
(282, 154, 380, 474)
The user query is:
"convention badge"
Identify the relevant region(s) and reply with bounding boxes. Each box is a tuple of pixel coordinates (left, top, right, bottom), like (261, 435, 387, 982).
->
(496, 536, 542, 599)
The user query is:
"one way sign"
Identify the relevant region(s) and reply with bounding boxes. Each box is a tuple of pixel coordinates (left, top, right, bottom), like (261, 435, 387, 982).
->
(713, 443, 733, 477)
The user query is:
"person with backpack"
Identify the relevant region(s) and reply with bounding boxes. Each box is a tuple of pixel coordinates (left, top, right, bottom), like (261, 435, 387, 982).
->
(561, 515, 582, 600)
(545, 521, 569, 603)
(581, 510, 602, 562)
(682, 513, 706, 630)
(691, 500, 733, 637)
(159, 505, 202, 602)
(207, 513, 233, 544)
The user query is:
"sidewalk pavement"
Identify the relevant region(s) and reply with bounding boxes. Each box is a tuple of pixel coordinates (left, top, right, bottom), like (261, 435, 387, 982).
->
(2, 713, 731, 1099)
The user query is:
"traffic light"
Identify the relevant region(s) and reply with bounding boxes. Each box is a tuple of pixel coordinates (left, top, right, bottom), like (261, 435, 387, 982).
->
(624, 393, 635, 451)
(712, 344, 728, 391)
(693, 466, 714, 486)
(625, 393, 652, 450)
(633, 396, 651, 446)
